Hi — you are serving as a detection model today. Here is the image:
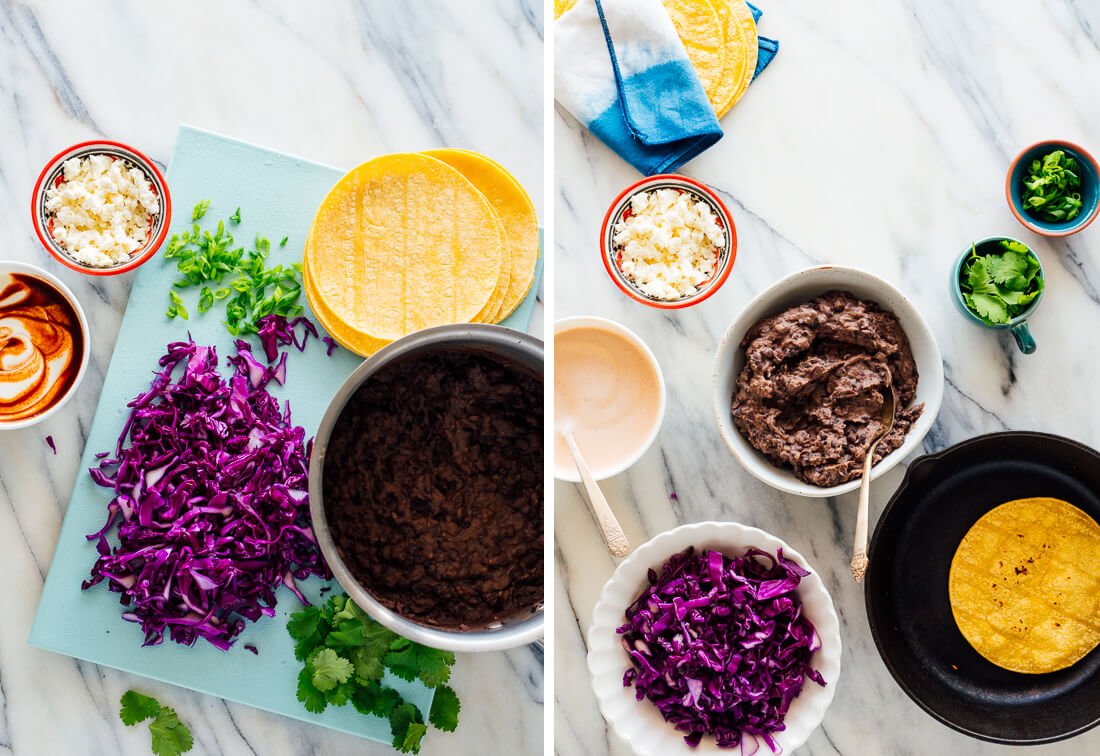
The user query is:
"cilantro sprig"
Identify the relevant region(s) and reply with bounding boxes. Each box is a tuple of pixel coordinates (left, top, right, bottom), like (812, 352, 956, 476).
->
(959, 239, 1043, 325)
(119, 690, 194, 756)
(289, 594, 461, 754)
(1022, 149, 1083, 222)
(164, 200, 302, 335)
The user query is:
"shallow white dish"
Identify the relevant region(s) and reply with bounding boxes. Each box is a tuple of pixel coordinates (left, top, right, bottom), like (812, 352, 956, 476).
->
(587, 521, 842, 756)
(712, 264, 944, 498)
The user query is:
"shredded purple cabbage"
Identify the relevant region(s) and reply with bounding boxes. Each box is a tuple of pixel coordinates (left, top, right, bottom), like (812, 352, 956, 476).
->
(256, 314, 319, 363)
(619, 547, 825, 753)
(82, 334, 331, 650)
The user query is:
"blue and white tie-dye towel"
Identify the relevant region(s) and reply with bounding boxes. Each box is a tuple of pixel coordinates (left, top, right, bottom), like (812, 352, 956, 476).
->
(555, 0, 778, 176)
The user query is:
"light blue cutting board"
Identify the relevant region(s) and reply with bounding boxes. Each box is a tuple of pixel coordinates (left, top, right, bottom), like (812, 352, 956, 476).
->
(30, 125, 542, 743)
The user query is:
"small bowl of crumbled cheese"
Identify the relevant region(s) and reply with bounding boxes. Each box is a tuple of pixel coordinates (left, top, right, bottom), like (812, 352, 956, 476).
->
(601, 174, 736, 309)
(31, 140, 171, 275)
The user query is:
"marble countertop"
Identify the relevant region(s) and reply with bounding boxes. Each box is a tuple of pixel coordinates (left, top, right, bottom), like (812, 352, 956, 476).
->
(0, 2, 542, 755)
(554, 1, 1100, 754)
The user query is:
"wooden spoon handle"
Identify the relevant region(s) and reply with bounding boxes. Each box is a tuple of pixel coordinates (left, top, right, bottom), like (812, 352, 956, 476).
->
(564, 431, 631, 559)
(850, 441, 876, 583)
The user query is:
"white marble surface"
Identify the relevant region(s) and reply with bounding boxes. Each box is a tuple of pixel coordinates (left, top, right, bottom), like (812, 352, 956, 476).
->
(0, 2, 542, 755)
(554, 1, 1100, 754)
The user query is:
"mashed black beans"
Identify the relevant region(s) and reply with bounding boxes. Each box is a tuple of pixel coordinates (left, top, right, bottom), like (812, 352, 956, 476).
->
(323, 348, 543, 629)
(732, 291, 923, 487)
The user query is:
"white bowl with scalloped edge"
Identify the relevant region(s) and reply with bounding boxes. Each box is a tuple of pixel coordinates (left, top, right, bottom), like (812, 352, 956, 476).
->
(586, 521, 842, 756)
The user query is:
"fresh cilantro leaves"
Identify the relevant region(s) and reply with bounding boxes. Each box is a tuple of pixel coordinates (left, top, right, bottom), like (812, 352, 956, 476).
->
(120, 690, 162, 725)
(383, 640, 455, 687)
(310, 647, 355, 691)
(429, 685, 461, 732)
(288, 594, 461, 754)
(1022, 149, 1083, 222)
(296, 667, 328, 714)
(288, 605, 324, 659)
(390, 703, 428, 752)
(164, 200, 300, 335)
(119, 690, 194, 756)
(147, 709, 193, 756)
(960, 240, 1043, 325)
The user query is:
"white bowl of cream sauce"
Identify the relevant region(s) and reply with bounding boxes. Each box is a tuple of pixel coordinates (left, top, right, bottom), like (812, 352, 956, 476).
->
(554, 316, 666, 482)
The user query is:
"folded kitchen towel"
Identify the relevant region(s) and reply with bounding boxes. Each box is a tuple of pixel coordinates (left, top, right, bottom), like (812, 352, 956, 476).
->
(555, 0, 779, 176)
(555, 0, 722, 176)
(748, 3, 779, 79)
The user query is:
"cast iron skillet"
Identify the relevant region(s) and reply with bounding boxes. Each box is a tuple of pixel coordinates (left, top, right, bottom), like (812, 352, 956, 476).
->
(866, 431, 1100, 745)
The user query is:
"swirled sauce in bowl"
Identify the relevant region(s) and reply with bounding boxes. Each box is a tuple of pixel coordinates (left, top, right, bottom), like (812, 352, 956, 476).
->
(0, 270, 86, 426)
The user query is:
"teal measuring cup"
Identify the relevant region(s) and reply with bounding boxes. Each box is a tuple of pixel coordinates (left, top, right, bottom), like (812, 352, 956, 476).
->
(950, 237, 1044, 355)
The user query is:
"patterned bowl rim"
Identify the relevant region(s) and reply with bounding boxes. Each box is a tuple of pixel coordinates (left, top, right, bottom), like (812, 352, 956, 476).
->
(600, 174, 737, 309)
(31, 139, 172, 276)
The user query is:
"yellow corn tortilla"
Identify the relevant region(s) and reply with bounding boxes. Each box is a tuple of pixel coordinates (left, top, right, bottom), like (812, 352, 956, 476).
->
(422, 150, 509, 323)
(711, 0, 758, 118)
(424, 149, 538, 322)
(949, 497, 1100, 674)
(554, 0, 578, 18)
(303, 153, 504, 356)
(303, 244, 391, 357)
(662, 0, 727, 111)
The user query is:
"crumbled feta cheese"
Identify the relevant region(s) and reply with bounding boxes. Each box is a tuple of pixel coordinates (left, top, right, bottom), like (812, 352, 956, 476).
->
(44, 154, 160, 268)
(612, 188, 726, 301)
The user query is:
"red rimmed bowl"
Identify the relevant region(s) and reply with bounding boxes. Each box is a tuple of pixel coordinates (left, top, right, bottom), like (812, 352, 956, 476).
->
(600, 174, 736, 309)
(31, 140, 172, 276)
